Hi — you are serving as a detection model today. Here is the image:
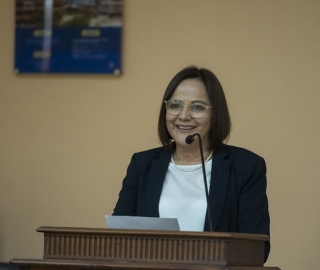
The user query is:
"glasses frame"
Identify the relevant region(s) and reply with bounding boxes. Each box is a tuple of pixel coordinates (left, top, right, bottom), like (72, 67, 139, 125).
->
(164, 99, 212, 118)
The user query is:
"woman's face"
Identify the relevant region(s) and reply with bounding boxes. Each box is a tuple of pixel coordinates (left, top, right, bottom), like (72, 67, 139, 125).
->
(165, 78, 212, 150)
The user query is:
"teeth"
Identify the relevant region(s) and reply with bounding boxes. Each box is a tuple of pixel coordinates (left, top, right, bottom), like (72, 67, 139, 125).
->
(177, 126, 194, 130)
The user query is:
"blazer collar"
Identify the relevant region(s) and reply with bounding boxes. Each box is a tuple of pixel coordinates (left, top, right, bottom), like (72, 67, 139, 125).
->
(145, 148, 172, 217)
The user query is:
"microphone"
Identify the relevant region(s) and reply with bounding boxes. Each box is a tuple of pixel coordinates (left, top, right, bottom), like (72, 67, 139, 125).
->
(185, 134, 195, 144)
(185, 133, 213, 232)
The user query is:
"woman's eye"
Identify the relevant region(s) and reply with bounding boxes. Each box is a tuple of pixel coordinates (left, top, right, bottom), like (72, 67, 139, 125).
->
(191, 103, 206, 111)
(170, 101, 182, 110)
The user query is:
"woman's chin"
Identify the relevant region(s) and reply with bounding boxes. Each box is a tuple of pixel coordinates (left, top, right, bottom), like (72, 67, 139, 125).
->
(174, 136, 192, 148)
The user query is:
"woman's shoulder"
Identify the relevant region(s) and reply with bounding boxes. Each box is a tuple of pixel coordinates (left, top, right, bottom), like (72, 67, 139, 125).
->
(222, 145, 267, 177)
(134, 146, 168, 155)
(131, 146, 171, 162)
(222, 144, 265, 164)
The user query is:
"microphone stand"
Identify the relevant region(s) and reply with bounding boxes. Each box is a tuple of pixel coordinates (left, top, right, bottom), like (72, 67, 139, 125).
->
(186, 133, 213, 232)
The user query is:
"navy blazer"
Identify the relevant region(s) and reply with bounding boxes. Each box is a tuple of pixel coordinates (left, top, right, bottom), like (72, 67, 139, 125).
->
(113, 144, 270, 262)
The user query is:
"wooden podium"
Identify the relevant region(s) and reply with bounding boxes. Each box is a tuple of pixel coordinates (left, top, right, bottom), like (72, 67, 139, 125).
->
(11, 226, 280, 270)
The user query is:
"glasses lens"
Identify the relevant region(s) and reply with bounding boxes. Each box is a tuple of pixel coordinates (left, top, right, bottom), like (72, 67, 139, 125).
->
(189, 102, 207, 118)
(190, 102, 206, 112)
(165, 100, 210, 118)
(165, 100, 182, 115)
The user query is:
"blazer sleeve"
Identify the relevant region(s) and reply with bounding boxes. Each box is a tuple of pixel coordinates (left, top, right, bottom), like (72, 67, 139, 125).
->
(237, 155, 270, 261)
(112, 154, 139, 216)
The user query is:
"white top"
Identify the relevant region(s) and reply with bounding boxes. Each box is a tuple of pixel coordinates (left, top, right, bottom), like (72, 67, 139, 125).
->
(158, 160, 212, 231)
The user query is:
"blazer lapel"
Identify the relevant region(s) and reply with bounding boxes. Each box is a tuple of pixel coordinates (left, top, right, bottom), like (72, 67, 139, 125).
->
(205, 146, 230, 231)
(144, 149, 172, 217)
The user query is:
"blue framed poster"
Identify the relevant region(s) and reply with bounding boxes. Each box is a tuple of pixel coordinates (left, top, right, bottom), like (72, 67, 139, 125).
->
(15, 0, 122, 74)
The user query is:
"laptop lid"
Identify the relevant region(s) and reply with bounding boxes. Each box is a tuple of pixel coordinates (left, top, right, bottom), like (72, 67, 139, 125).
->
(105, 215, 180, 231)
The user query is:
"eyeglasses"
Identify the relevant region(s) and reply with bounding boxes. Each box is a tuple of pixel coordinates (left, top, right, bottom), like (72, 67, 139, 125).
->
(164, 99, 211, 118)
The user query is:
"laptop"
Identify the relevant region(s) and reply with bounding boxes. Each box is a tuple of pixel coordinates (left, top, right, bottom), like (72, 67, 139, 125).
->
(105, 215, 180, 231)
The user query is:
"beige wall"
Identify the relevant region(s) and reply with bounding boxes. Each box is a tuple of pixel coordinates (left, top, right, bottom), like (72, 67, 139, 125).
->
(1, 0, 320, 269)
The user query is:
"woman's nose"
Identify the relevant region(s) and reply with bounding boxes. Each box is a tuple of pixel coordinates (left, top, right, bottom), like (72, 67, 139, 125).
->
(178, 105, 192, 120)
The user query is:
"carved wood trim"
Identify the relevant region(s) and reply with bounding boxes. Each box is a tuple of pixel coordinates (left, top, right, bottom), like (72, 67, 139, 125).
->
(37, 227, 266, 266)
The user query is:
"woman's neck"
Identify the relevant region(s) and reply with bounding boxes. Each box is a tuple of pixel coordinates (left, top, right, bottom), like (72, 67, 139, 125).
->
(173, 145, 212, 165)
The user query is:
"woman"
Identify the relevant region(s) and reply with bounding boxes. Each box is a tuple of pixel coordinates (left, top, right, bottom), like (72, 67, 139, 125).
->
(113, 66, 270, 262)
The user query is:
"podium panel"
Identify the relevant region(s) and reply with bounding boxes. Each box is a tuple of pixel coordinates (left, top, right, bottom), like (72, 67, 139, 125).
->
(11, 226, 281, 270)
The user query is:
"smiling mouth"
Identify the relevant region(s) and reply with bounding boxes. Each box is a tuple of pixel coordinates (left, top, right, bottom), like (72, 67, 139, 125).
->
(177, 125, 196, 131)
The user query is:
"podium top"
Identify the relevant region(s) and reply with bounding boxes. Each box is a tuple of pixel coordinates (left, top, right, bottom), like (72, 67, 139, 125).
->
(36, 226, 269, 241)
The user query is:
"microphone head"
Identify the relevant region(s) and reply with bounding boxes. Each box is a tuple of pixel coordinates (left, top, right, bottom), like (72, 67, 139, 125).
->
(185, 135, 195, 144)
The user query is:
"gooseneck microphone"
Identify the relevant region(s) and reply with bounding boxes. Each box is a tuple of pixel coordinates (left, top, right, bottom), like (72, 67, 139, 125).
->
(185, 133, 213, 232)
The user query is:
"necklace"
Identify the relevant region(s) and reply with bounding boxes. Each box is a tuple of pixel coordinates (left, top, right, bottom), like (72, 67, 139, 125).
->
(171, 151, 213, 172)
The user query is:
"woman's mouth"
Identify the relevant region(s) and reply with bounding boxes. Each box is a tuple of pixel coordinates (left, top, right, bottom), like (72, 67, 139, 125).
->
(176, 125, 196, 132)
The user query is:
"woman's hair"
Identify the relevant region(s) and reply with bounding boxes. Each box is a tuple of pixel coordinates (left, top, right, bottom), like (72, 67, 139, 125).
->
(158, 66, 231, 153)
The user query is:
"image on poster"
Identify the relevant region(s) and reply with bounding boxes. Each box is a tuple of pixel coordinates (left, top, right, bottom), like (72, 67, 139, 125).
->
(15, 0, 122, 74)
